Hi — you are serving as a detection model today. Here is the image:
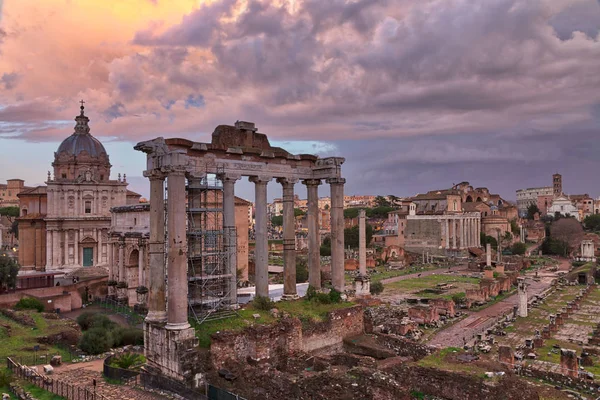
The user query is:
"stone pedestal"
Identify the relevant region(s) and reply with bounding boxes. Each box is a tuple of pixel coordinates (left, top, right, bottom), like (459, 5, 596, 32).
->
(560, 349, 579, 378)
(144, 321, 202, 385)
(354, 276, 371, 297)
(498, 345, 514, 367)
(542, 327, 550, 339)
(533, 335, 544, 348)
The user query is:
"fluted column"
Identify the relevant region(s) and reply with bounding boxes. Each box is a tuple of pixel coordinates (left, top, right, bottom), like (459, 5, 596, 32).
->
(328, 178, 346, 292)
(166, 168, 190, 330)
(250, 176, 271, 298)
(303, 179, 321, 288)
(278, 178, 299, 299)
(221, 174, 240, 306)
(145, 172, 167, 323)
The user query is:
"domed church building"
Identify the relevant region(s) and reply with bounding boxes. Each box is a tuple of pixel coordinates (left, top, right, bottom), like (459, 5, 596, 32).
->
(19, 103, 142, 272)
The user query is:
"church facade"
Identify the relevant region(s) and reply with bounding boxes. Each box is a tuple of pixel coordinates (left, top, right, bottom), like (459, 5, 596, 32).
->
(18, 103, 141, 272)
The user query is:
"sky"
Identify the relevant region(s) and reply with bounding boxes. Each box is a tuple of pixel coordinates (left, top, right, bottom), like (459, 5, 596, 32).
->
(0, 0, 599, 202)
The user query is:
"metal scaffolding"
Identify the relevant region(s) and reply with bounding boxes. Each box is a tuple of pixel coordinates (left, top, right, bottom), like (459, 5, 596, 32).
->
(186, 172, 238, 324)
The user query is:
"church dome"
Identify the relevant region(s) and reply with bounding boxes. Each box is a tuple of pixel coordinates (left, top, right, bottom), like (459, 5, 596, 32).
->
(56, 103, 107, 158)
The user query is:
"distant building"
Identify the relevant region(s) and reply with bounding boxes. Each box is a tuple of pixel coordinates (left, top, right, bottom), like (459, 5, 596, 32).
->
(0, 179, 31, 207)
(553, 173, 562, 197)
(516, 186, 553, 217)
(547, 195, 580, 221)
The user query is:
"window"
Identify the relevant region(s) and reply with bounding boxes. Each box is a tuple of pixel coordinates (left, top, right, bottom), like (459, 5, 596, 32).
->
(100, 175, 104, 181)
(22, 209, 27, 216)
(85, 201, 92, 214)
(134, 218, 137, 225)
(62, 173, 67, 179)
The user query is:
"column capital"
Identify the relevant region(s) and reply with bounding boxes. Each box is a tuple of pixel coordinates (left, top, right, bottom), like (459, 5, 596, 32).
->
(276, 177, 299, 186)
(326, 177, 346, 185)
(249, 175, 272, 185)
(302, 179, 321, 187)
(163, 165, 187, 176)
(143, 170, 166, 180)
(218, 173, 242, 182)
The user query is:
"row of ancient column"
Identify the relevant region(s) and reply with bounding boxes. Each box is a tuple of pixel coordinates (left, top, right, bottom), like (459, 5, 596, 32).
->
(144, 170, 346, 330)
(443, 217, 480, 249)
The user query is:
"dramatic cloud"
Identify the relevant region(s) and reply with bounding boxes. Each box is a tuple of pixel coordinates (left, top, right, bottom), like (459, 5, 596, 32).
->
(0, 0, 599, 199)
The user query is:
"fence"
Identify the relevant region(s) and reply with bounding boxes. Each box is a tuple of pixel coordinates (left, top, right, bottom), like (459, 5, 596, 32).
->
(91, 297, 145, 326)
(102, 355, 141, 383)
(7, 357, 108, 400)
(8, 345, 77, 366)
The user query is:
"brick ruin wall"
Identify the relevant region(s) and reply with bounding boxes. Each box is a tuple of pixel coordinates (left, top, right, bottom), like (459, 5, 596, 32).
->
(210, 305, 364, 368)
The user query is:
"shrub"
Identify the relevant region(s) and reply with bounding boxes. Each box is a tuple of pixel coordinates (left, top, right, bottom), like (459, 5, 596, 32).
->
(252, 295, 274, 311)
(305, 285, 318, 301)
(113, 327, 144, 346)
(15, 297, 44, 312)
(310, 292, 332, 305)
(451, 292, 466, 304)
(110, 352, 146, 370)
(328, 289, 342, 303)
(511, 242, 527, 255)
(79, 327, 113, 354)
(320, 245, 331, 257)
(0, 369, 12, 387)
(370, 281, 384, 295)
(296, 259, 309, 283)
(89, 314, 117, 330)
(572, 261, 586, 268)
(76, 311, 97, 330)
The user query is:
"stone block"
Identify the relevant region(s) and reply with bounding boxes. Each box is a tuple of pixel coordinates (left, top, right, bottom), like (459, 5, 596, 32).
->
(43, 365, 53, 374)
(560, 348, 579, 378)
(498, 345, 514, 366)
(50, 355, 62, 366)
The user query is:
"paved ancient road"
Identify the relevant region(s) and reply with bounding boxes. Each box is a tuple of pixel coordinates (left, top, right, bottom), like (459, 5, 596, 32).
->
(427, 259, 569, 348)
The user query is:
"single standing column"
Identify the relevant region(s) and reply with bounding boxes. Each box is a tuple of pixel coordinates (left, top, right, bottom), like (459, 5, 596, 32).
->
(221, 174, 240, 307)
(166, 168, 190, 330)
(486, 243, 492, 267)
(445, 219, 450, 249)
(278, 178, 299, 299)
(358, 209, 367, 276)
(304, 179, 321, 288)
(250, 176, 271, 298)
(518, 277, 528, 317)
(145, 172, 167, 323)
(328, 178, 346, 292)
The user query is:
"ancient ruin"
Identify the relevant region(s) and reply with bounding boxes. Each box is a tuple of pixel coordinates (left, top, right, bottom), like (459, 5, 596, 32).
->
(134, 121, 346, 383)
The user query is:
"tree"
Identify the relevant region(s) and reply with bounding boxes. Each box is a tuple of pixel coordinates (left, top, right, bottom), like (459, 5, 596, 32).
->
(344, 208, 360, 219)
(0, 256, 19, 292)
(0, 207, 19, 246)
(366, 206, 395, 219)
(388, 195, 401, 207)
(480, 233, 498, 250)
(526, 204, 540, 220)
(344, 224, 374, 249)
(583, 214, 600, 231)
(294, 208, 305, 217)
(510, 219, 520, 236)
(270, 215, 283, 227)
(374, 196, 391, 208)
(550, 218, 583, 256)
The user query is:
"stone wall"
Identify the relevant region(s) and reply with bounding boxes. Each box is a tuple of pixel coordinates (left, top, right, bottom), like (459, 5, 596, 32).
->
(0, 276, 107, 312)
(210, 305, 364, 368)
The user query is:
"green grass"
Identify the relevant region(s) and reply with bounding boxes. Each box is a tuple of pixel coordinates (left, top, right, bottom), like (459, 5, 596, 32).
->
(192, 300, 355, 348)
(0, 386, 16, 399)
(21, 383, 66, 400)
(0, 313, 73, 363)
(417, 347, 485, 375)
(386, 275, 479, 291)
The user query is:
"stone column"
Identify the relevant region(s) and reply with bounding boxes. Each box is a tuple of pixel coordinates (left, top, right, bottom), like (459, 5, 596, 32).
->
(46, 230, 53, 268)
(445, 219, 450, 249)
(452, 219, 457, 249)
(328, 178, 346, 292)
(166, 167, 190, 330)
(304, 179, 321, 288)
(118, 240, 125, 281)
(221, 174, 240, 307)
(469, 218, 474, 247)
(278, 178, 299, 299)
(459, 219, 464, 249)
(98, 229, 103, 265)
(108, 242, 113, 280)
(477, 218, 481, 247)
(250, 176, 271, 299)
(53, 230, 60, 267)
(138, 246, 145, 287)
(354, 209, 370, 296)
(486, 243, 492, 267)
(145, 172, 167, 323)
(518, 277, 527, 317)
(74, 230, 79, 266)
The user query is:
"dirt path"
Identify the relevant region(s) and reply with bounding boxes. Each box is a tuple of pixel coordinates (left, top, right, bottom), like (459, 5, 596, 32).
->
(380, 265, 469, 285)
(427, 264, 564, 348)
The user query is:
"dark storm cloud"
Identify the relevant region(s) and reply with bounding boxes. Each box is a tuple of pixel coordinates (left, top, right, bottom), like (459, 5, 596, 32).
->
(550, 0, 600, 40)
